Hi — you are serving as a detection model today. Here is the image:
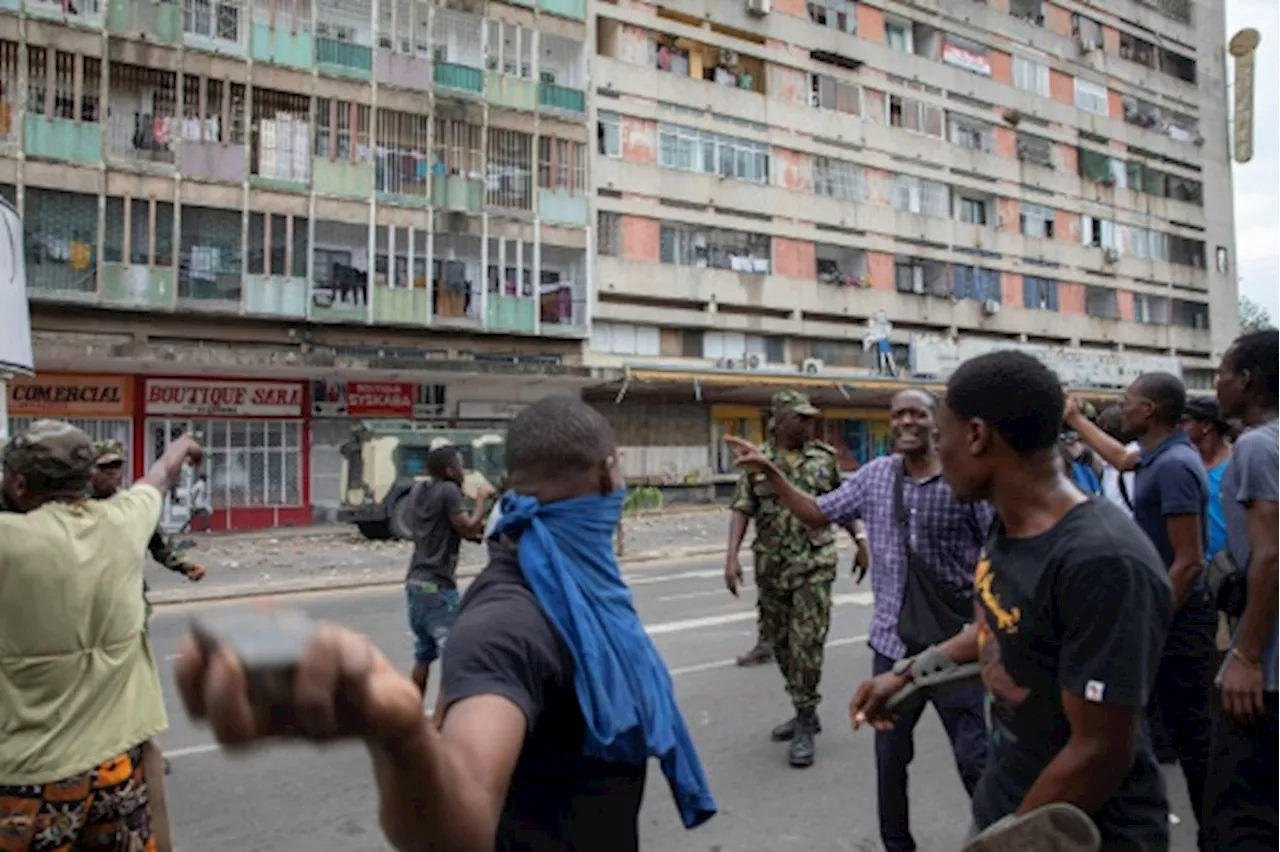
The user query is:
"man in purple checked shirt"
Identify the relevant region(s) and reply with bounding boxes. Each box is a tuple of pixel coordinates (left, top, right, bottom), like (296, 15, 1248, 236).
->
(726, 388, 991, 852)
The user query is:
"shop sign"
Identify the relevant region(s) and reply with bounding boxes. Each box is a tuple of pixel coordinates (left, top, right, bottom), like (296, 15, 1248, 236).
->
(311, 380, 441, 418)
(348, 382, 415, 417)
(457, 401, 526, 421)
(8, 374, 133, 418)
(909, 335, 1181, 389)
(942, 43, 992, 77)
(145, 379, 305, 417)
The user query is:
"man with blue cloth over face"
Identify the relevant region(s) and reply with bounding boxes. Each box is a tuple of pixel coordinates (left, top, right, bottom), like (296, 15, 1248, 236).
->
(172, 395, 717, 851)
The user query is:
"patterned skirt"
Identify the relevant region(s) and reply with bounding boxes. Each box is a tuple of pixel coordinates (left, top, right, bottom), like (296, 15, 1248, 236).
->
(0, 743, 153, 852)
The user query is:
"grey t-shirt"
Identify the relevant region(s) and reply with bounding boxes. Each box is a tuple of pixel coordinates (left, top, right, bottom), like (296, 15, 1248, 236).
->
(1220, 418, 1279, 692)
(406, 479, 466, 589)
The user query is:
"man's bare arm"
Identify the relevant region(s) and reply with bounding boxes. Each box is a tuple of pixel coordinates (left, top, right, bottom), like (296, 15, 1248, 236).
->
(1165, 514, 1205, 609)
(1016, 694, 1138, 816)
(1235, 499, 1279, 664)
(727, 509, 750, 556)
(142, 435, 202, 493)
(1066, 410, 1139, 473)
(368, 695, 526, 851)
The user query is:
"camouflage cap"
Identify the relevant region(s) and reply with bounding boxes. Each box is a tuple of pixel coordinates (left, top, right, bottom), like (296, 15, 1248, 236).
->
(92, 439, 126, 466)
(772, 389, 820, 417)
(2, 419, 97, 491)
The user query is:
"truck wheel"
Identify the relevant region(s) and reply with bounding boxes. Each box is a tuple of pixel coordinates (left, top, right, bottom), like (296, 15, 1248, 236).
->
(389, 493, 415, 541)
(356, 521, 392, 540)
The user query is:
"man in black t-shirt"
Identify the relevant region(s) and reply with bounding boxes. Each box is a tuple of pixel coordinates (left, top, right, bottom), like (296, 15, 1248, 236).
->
(174, 397, 715, 851)
(853, 352, 1173, 851)
(405, 446, 492, 694)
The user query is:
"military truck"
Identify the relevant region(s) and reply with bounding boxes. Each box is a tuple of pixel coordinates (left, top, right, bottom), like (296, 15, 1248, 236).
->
(337, 420, 506, 540)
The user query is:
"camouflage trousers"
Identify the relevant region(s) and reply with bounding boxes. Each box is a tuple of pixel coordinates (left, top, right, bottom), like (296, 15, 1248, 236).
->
(758, 576, 834, 713)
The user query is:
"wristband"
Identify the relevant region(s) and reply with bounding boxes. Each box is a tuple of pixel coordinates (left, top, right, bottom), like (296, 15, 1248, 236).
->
(1230, 647, 1261, 669)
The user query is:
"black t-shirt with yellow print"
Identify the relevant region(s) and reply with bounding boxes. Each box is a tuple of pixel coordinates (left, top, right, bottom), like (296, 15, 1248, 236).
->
(971, 498, 1173, 851)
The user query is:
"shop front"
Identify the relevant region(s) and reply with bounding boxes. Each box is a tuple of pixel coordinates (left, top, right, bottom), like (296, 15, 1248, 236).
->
(141, 377, 309, 532)
(7, 373, 136, 478)
(309, 380, 447, 522)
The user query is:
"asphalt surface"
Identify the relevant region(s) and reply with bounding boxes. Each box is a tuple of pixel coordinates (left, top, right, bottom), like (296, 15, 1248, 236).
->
(151, 554, 1200, 852)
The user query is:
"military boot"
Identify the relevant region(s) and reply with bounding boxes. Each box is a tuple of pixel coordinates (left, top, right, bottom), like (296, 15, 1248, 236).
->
(770, 714, 823, 742)
(735, 640, 773, 667)
(788, 710, 818, 768)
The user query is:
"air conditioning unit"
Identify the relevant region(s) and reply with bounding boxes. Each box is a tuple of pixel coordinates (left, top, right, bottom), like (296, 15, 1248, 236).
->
(744, 352, 764, 370)
(800, 358, 824, 375)
(982, 299, 1001, 316)
(1103, 247, 1121, 264)
(746, 0, 770, 16)
(1076, 37, 1098, 55)
(717, 357, 739, 370)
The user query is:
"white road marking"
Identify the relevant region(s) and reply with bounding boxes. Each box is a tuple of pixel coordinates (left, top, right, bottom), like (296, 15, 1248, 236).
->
(657, 588, 743, 603)
(644, 592, 873, 636)
(163, 631, 872, 761)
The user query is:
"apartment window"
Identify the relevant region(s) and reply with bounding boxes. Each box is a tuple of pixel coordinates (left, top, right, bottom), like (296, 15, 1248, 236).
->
(958, 197, 988, 226)
(891, 175, 950, 218)
(1133, 293, 1170, 325)
(1022, 276, 1059, 310)
(1020, 203, 1055, 238)
(1082, 215, 1119, 250)
(597, 111, 620, 157)
(1074, 79, 1109, 116)
(1084, 285, 1117, 319)
(1071, 14, 1103, 50)
(885, 19, 913, 53)
(810, 73, 862, 115)
(591, 322, 661, 356)
(1010, 0, 1043, 25)
(1216, 246, 1228, 273)
(1172, 299, 1209, 330)
(807, 0, 855, 33)
(1016, 132, 1054, 168)
(657, 122, 769, 183)
(1012, 56, 1050, 97)
(703, 331, 775, 363)
(537, 137, 586, 194)
(888, 94, 944, 138)
(1169, 235, 1206, 268)
(813, 156, 866, 202)
(948, 116, 993, 153)
(659, 221, 771, 273)
(952, 264, 1001, 301)
(597, 211, 621, 257)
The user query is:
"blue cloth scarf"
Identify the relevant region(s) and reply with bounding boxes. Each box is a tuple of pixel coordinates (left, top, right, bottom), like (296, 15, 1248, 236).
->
(492, 489, 717, 830)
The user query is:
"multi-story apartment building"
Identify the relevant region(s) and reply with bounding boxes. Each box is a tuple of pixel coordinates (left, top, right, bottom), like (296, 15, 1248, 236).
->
(583, 0, 1237, 486)
(0, 0, 599, 528)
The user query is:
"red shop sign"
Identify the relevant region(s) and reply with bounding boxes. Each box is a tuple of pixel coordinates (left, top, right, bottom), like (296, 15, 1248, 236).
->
(346, 382, 414, 418)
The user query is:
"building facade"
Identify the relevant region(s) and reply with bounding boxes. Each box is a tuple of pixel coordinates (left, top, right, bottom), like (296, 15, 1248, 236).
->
(1, 0, 602, 528)
(583, 0, 1237, 487)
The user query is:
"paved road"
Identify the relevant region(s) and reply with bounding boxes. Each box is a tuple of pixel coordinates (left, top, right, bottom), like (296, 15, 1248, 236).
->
(151, 555, 1199, 852)
(146, 508, 729, 602)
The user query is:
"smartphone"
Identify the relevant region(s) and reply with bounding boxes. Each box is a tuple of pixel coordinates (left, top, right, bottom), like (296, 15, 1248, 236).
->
(191, 609, 318, 711)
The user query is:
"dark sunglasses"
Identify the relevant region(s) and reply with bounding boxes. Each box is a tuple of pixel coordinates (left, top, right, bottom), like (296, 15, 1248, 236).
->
(96, 460, 125, 471)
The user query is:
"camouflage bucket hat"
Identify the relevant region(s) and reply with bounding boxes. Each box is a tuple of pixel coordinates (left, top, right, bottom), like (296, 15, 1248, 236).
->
(92, 439, 126, 467)
(2, 419, 96, 491)
(771, 389, 820, 417)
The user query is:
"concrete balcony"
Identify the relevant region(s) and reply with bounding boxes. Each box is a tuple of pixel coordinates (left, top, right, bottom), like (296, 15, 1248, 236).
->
(316, 37, 373, 79)
(251, 23, 315, 70)
(377, 53, 432, 92)
(486, 293, 537, 333)
(313, 158, 374, 198)
(434, 61, 485, 96)
(432, 174, 484, 213)
(23, 116, 103, 166)
(537, 82, 586, 115)
(372, 285, 429, 326)
(24, 0, 104, 28)
(101, 263, 175, 309)
(243, 275, 308, 317)
(107, 0, 181, 43)
(486, 74, 537, 112)
(180, 141, 249, 183)
(537, 0, 584, 20)
(536, 188, 587, 227)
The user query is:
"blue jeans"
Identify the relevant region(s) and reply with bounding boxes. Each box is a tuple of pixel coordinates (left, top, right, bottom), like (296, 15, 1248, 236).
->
(406, 584, 460, 664)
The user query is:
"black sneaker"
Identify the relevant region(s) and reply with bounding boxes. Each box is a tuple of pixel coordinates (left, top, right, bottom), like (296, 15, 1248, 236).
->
(770, 715, 823, 742)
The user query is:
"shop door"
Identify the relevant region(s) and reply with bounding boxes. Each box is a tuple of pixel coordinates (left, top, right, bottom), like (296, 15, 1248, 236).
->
(309, 420, 350, 523)
(147, 418, 197, 531)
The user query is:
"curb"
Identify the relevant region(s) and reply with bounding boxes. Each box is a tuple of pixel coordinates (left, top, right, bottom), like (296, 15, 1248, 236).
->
(151, 543, 733, 608)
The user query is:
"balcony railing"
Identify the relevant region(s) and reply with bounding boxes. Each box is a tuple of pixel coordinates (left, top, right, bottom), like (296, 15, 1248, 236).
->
(538, 82, 585, 113)
(434, 61, 484, 94)
(316, 37, 373, 74)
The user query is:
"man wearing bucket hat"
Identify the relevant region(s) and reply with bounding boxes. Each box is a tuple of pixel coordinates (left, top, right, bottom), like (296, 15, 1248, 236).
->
(0, 419, 203, 851)
(90, 440, 206, 620)
(725, 389, 846, 768)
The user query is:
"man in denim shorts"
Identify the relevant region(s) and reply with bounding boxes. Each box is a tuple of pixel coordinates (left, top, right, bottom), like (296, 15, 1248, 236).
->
(405, 446, 493, 694)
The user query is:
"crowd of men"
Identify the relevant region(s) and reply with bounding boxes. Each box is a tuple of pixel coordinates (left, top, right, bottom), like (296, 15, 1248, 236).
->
(0, 328, 1274, 852)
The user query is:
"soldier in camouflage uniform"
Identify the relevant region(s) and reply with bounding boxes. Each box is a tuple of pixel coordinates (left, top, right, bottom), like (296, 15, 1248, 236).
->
(90, 440, 206, 618)
(725, 390, 841, 768)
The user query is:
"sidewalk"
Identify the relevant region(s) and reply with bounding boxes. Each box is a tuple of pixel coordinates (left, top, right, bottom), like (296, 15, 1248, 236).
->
(149, 504, 737, 606)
